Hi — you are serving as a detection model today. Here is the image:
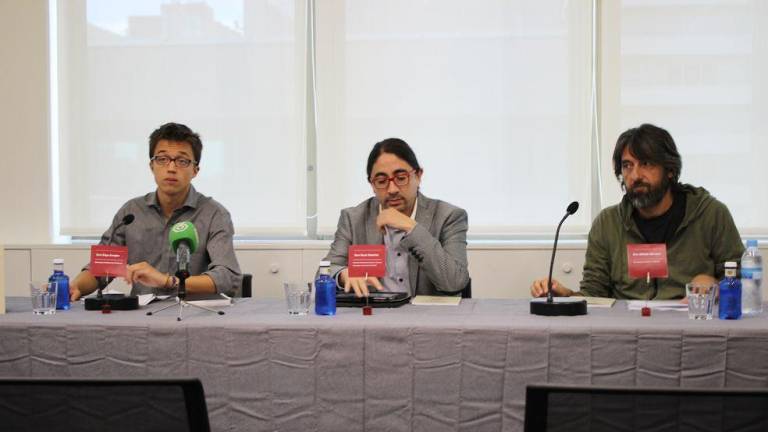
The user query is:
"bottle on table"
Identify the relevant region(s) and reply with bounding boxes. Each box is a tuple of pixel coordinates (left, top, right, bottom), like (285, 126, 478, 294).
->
(741, 239, 763, 316)
(49, 258, 70, 311)
(315, 261, 336, 316)
(719, 261, 741, 320)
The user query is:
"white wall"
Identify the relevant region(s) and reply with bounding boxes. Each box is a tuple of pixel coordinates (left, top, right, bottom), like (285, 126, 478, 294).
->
(0, 0, 52, 245)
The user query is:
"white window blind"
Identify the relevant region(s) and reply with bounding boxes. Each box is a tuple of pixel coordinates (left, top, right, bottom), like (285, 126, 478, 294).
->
(601, 0, 768, 234)
(56, 0, 307, 236)
(314, 0, 594, 236)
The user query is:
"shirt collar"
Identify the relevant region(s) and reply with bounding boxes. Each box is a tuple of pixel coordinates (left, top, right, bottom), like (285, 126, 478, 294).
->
(146, 185, 200, 210)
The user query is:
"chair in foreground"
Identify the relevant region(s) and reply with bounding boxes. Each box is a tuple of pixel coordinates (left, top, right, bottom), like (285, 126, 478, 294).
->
(0, 377, 210, 432)
(525, 383, 768, 432)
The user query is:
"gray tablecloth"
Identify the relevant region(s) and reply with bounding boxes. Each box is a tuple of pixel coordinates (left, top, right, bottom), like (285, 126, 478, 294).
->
(1, 297, 767, 432)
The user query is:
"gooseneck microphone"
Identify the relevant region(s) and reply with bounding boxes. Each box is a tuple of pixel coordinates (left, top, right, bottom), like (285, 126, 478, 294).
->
(531, 201, 587, 316)
(546, 201, 579, 304)
(107, 214, 135, 245)
(86, 213, 139, 311)
(98, 214, 136, 295)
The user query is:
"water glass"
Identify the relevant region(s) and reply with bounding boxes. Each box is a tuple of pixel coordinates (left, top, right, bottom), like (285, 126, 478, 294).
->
(284, 282, 311, 315)
(686, 282, 717, 320)
(30, 281, 58, 315)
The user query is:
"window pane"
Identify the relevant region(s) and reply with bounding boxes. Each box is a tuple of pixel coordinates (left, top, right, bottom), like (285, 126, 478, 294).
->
(315, 0, 594, 235)
(57, 0, 306, 236)
(612, 0, 768, 233)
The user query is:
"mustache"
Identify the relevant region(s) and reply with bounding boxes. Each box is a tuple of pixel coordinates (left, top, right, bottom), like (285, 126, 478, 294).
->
(629, 181, 651, 191)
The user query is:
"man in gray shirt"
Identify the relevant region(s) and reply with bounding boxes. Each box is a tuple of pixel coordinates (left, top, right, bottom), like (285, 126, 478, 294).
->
(69, 123, 242, 299)
(324, 138, 469, 297)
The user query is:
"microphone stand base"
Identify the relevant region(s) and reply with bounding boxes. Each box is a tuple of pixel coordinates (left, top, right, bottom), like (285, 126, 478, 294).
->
(530, 299, 588, 316)
(146, 297, 225, 321)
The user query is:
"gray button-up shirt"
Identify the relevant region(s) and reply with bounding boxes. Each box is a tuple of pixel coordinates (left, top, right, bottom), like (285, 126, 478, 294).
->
(382, 227, 411, 293)
(86, 186, 242, 296)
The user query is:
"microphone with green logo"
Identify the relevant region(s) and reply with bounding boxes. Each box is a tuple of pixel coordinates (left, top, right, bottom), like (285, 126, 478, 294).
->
(169, 221, 199, 277)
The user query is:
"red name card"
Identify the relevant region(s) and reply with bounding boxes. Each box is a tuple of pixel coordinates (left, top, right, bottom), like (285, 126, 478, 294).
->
(348, 245, 386, 278)
(627, 243, 668, 279)
(90, 245, 128, 277)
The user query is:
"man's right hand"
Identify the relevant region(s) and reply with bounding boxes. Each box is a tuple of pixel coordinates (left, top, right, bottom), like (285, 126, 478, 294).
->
(69, 270, 99, 302)
(339, 268, 384, 297)
(530, 277, 574, 298)
(69, 283, 84, 302)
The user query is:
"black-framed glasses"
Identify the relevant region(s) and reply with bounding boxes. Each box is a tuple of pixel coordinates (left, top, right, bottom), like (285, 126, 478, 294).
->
(370, 170, 416, 189)
(151, 155, 196, 168)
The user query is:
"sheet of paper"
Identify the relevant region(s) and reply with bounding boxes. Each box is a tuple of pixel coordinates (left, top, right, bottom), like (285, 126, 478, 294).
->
(136, 294, 171, 307)
(137, 294, 156, 307)
(627, 300, 687, 311)
(411, 295, 461, 306)
(103, 277, 131, 295)
(583, 297, 616, 308)
(185, 293, 232, 307)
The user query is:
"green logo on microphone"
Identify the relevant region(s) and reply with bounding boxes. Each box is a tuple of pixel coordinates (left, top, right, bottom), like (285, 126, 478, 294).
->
(172, 222, 189, 233)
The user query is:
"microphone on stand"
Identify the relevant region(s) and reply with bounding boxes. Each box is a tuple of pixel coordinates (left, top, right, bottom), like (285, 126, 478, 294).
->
(147, 221, 224, 321)
(168, 221, 199, 300)
(85, 214, 139, 311)
(530, 201, 587, 316)
(547, 202, 578, 304)
(97, 214, 135, 296)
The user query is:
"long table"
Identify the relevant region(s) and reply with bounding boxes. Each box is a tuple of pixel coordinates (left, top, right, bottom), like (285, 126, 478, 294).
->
(1, 297, 767, 431)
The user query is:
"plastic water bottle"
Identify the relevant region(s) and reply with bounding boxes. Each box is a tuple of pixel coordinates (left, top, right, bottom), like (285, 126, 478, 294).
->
(741, 240, 763, 316)
(49, 258, 70, 311)
(315, 261, 336, 316)
(719, 261, 741, 320)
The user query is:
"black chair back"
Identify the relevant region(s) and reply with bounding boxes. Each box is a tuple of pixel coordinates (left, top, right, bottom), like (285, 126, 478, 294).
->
(461, 278, 472, 298)
(525, 384, 768, 432)
(241, 273, 253, 297)
(0, 377, 210, 432)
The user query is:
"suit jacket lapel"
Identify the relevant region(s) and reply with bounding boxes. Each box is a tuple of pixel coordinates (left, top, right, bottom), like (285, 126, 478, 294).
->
(409, 193, 435, 295)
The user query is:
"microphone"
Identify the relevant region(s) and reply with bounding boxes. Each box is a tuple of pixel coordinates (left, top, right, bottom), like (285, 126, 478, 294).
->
(547, 201, 578, 303)
(86, 213, 139, 311)
(531, 201, 587, 316)
(98, 214, 136, 292)
(168, 221, 199, 299)
(108, 214, 135, 245)
(169, 221, 199, 273)
(169, 221, 199, 254)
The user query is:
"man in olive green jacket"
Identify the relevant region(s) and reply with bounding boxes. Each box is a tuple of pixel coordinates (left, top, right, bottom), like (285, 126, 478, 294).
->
(531, 124, 744, 300)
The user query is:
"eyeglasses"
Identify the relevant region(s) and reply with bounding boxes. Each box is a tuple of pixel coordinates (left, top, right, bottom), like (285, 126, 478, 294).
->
(151, 155, 196, 168)
(370, 170, 416, 189)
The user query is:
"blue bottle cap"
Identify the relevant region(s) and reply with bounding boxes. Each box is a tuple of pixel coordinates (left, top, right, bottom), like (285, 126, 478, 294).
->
(747, 239, 758, 248)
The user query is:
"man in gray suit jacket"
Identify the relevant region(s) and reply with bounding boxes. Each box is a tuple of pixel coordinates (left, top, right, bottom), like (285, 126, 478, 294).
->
(324, 138, 470, 297)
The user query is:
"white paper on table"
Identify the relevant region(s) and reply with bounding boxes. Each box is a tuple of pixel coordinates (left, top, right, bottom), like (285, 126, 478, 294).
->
(411, 295, 461, 306)
(137, 294, 172, 307)
(103, 277, 131, 295)
(583, 297, 616, 308)
(627, 300, 688, 311)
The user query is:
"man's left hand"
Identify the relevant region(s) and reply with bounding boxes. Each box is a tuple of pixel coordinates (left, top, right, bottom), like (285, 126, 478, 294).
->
(376, 208, 416, 233)
(125, 262, 168, 288)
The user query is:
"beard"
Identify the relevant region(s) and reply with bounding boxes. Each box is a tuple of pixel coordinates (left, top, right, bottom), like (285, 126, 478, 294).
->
(624, 175, 671, 209)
